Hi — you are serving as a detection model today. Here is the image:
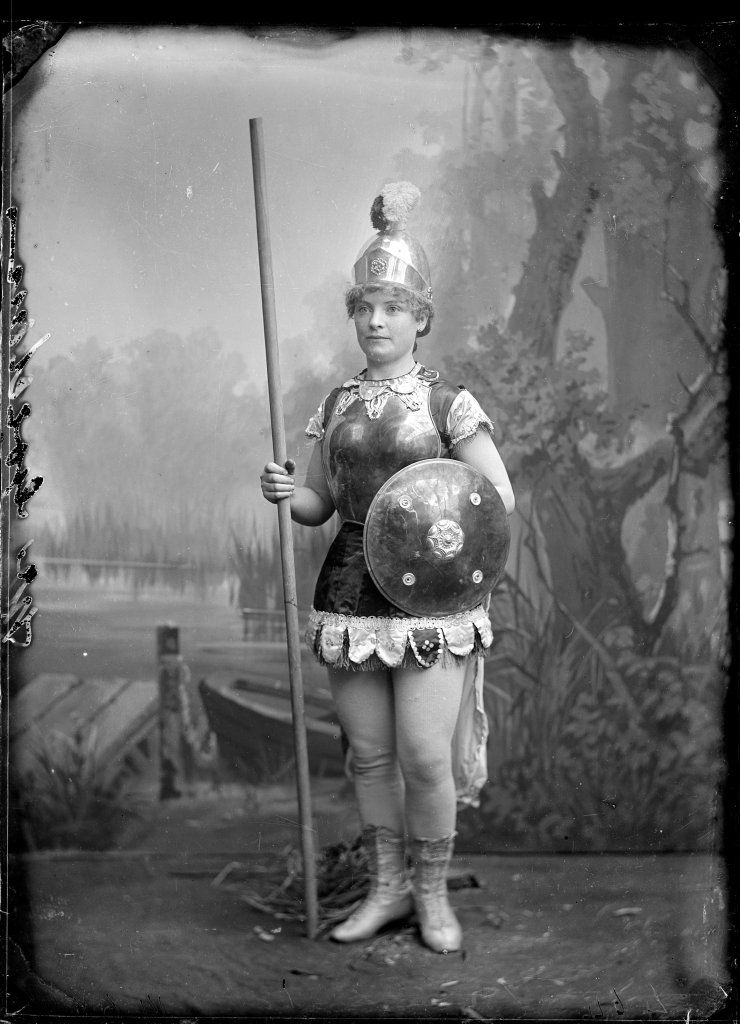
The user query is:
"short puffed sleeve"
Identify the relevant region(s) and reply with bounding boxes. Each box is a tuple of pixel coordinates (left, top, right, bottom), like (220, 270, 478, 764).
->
(304, 386, 343, 442)
(446, 389, 495, 450)
(305, 399, 326, 441)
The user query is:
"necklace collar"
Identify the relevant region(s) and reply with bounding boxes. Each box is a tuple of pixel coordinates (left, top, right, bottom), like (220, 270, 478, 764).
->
(336, 363, 431, 420)
(353, 362, 420, 385)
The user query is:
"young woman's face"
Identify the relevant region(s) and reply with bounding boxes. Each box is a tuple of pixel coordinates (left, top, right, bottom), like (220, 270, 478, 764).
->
(353, 288, 426, 369)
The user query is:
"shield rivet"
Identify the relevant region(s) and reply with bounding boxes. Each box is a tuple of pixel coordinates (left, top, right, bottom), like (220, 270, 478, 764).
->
(402, 572, 416, 586)
(399, 495, 412, 510)
(472, 569, 483, 583)
(470, 492, 481, 506)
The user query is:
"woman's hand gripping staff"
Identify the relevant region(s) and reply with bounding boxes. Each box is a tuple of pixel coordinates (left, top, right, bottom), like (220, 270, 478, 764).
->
(260, 450, 335, 526)
(260, 458, 296, 502)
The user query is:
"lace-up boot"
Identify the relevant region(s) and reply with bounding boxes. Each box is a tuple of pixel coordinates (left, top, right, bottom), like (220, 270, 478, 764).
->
(410, 833, 462, 953)
(330, 826, 412, 942)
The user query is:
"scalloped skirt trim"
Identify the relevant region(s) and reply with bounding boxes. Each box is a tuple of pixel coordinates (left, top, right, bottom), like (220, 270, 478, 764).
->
(306, 605, 493, 672)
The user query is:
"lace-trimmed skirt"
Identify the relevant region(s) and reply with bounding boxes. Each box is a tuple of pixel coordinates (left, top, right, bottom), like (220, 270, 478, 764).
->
(306, 521, 491, 807)
(307, 522, 493, 671)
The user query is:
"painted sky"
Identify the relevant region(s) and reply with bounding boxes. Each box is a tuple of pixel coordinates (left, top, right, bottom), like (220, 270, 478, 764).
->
(6, 25, 724, 566)
(10, 26, 468, 386)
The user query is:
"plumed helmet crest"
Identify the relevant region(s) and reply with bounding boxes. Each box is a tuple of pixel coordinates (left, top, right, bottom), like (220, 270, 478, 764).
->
(370, 181, 422, 233)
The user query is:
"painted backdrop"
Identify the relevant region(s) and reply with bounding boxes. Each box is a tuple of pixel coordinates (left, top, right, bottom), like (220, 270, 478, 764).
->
(7, 26, 730, 852)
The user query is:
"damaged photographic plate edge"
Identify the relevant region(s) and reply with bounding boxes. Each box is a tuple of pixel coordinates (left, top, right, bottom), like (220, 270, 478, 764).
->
(0, 18, 737, 1021)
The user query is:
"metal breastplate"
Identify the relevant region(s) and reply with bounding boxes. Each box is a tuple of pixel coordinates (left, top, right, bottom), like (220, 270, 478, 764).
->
(323, 385, 443, 524)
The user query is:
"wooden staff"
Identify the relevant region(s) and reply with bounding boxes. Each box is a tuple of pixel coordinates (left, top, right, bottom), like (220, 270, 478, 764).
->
(249, 116, 319, 939)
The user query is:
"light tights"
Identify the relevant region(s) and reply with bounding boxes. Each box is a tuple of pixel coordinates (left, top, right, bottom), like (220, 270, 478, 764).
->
(328, 660, 467, 839)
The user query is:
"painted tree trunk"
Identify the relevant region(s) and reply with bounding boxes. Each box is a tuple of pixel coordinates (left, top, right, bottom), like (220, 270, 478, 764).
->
(582, 188, 716, 426)
(502, 47, 724, 643)
(507, 48, 602, 359)
(529, 440, 671, 640)
(528, 389, 723, 643)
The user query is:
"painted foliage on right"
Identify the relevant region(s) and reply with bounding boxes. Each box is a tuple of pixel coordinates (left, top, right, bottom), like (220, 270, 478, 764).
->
(397, 40, 727, 851)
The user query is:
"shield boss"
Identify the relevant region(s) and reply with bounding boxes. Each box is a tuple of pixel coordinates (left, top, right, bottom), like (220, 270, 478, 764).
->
(363, 458, 510, 616)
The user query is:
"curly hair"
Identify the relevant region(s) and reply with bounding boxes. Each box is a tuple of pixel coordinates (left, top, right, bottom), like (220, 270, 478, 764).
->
(344, 284, 434, 338)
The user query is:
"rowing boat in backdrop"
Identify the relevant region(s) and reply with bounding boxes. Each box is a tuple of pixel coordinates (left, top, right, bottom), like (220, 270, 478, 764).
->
(198, 675, 346, 780)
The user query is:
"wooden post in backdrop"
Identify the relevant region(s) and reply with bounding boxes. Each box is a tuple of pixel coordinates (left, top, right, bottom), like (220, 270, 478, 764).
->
(157, 623, 183, 801)
(249, 116, 319, 939)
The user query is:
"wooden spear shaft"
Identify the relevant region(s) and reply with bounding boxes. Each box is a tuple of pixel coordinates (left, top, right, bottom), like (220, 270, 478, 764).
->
(249, 116, 319, 939)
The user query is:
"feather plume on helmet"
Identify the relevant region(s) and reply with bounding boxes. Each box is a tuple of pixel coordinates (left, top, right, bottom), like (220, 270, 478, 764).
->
(370, 181, 421, 233)
(352, 181, 433, 309)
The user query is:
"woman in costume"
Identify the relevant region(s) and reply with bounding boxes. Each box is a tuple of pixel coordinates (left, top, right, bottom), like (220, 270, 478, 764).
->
(261, 183, 514, 953)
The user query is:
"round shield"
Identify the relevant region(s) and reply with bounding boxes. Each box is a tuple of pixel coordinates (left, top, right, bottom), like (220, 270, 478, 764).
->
(363, 458, 510, 616)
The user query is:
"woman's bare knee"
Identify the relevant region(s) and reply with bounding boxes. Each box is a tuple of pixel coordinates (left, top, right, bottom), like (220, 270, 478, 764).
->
(398, 747, 450, 790)
(351, 742, 397, 778)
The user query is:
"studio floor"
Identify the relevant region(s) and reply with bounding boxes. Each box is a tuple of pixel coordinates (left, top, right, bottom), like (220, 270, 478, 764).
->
(9, 779, 730, 1021)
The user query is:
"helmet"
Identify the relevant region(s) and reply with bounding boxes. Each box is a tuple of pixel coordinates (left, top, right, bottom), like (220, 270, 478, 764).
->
(353, 182, 432, 300)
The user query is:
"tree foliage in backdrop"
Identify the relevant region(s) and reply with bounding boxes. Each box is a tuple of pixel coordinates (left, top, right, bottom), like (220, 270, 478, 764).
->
(28, 36, 729, 850)
(402, 38, 727, 648)
(31, 329, 271, 587)
(401, 37, 727, 850)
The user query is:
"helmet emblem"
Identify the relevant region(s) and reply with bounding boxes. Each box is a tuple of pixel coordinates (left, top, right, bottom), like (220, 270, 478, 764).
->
(426, 519, 464, 561)
(370, 255, 388, 276)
